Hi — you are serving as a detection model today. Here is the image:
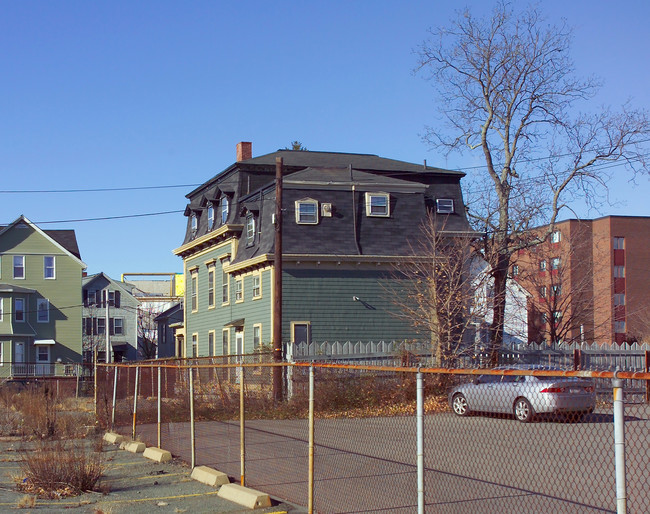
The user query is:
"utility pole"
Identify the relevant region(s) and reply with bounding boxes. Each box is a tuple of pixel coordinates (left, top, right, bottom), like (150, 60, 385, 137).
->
(105, 290, 111, 364)
(273, 157, 284, 401)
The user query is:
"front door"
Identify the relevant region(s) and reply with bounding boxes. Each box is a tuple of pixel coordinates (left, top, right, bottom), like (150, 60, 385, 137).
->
(13, 342, 25, 376)
(36, 345, 51, 375)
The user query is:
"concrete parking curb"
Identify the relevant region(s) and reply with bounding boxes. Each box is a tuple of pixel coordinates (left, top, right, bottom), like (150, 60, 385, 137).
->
(190, 465, 230, 487)
(103, 432, 124, 444)
(217, 483, 272, 509)
(143, 447, 172, 463)
(124, 441, 146, 453)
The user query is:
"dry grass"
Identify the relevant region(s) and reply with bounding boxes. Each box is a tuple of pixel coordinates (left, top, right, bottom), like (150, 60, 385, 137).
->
(16, 494, 35, 509)
(17, 441, 105, 498)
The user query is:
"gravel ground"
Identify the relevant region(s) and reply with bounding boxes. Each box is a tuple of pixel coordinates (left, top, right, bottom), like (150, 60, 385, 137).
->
(0, 436, 305, 513)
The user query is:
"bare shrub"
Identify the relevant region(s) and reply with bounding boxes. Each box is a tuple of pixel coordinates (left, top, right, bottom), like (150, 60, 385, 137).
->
(16, 495, 35, 509)
(14, 385, 57, 439)
(18, 441, 105, 498)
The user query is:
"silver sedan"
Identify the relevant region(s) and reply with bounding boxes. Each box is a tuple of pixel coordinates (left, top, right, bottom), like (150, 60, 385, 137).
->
(449, 369, 596, 422)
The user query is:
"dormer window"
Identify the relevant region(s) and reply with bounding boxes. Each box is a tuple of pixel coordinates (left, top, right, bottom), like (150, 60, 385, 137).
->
(295, 199, 319, 224)
(365, 192, 390, 217)
(436, 198, 454, 214)
(207, 202, 215, 230)
(221, 196, 229, 225)
(246, 213, 255, 245)
(191, 214, 198, 235)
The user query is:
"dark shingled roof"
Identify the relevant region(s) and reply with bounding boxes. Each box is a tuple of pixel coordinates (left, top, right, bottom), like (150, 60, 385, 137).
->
(45, 230, 82, 260)
(241, 149, 463, 176)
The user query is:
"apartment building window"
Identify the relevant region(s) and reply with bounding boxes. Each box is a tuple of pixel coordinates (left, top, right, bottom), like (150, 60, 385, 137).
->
(15, 298, 25, 322)
(252, 274, 261, 298)
(614, 266, 625, 278)
(295, 199, 319, 224)
(614, 321, 626, 333)
(222, 259, 230, 304)
(13, 256, 25, 279)
(235, 278, 243, 302)
(88, 291, 96, 306)
(207, 202, 215, 230)
(436, 198, 454, 214)
(192, 334, 198, 358)
(614, 294, 626, 306)
(253, 324, 262, 349)
(365, 193, 390, 217)
(208, 268, 215, 308)
(551, 230, 562, 243)
(221, 196, 229, 225)
(222, 329, 229, 356)
(613, 237, 625, 250)
(246, 214, 255, 245)
(208, 331, 215, 357)
(37, 299, 49, 323)
(551, 284, 562, 297)
(113, 318, 124, 335)
(191, 272, 198, 312)
(553, 311, 562, 323)
(44, 256, 55, 279)
(511, 264, 519, 277)
(539, 286, 547, 298)
(539, 260, 547, 272)
(551, 257, 560, 270)
(539, 313, 547, 325)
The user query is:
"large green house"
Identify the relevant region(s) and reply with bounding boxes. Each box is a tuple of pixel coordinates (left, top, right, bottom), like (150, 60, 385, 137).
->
(0, 216, 85, 376)
(173, 143, 471, 358)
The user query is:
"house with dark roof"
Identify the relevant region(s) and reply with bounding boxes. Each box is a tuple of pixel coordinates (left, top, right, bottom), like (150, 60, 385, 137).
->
(173, 143, 472, 358)
(0, 215, 86, 377)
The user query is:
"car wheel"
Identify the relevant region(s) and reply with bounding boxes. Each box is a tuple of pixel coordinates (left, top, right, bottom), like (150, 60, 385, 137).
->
(452, 393, 469, 417)
(514, 398, 534, 423)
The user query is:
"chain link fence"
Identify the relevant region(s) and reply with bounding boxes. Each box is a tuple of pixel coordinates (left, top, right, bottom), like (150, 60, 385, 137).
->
(96, 359, 650, 513)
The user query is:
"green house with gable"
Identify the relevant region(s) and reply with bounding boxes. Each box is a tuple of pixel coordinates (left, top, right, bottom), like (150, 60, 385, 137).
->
(173, 142, 471, 358)
(0, 216, 85, 376)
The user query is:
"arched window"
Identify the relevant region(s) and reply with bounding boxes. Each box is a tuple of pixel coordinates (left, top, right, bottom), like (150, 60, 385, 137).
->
(221, 196, 229, 225)
(207, 202, 215, 230)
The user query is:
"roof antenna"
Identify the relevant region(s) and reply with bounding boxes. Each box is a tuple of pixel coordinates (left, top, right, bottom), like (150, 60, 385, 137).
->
(423, 159, 427, 169)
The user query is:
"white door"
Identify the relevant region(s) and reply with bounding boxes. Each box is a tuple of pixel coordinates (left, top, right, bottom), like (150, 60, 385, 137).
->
(36, 345, 51, 375)
(14, 342, 25, 375)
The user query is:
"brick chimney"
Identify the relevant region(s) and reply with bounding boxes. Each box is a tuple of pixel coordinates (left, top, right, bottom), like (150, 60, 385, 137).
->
(236, 141, 252, 162)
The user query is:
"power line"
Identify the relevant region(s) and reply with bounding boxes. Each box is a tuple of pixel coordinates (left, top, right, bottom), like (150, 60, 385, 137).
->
(33, 210, 184, 224)
(0, 184, 201, 194)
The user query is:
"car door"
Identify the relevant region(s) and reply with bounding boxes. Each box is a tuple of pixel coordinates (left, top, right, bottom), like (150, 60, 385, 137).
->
(466, 374, 502, 412)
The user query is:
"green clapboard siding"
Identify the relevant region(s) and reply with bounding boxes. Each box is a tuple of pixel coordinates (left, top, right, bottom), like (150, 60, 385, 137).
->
(282, 268, 420, 343)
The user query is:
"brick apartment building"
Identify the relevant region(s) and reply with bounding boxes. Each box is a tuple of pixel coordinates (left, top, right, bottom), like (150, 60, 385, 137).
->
(512, 216, 650, 345)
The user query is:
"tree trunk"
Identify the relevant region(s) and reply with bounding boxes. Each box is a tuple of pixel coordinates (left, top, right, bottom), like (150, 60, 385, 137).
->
(489, 252, 509, 367)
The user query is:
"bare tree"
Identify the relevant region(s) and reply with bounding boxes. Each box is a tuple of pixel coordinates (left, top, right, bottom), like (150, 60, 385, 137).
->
(416, 2, 650, 364)
(389, 214, 486, 367)
(137, 304, 159, 359)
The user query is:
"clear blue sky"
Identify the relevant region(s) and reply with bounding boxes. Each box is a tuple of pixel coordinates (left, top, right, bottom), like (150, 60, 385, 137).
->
(2, 1, 649, 279)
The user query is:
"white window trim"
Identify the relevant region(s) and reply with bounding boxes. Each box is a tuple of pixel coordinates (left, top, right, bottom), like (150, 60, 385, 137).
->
(0, 298, 3, 322)
(208, 330, 216, 357)
(37, 298, 50, 323)
(295, 199, 320, 224)
(191, 214, 198, 235)
(436, 198, 454, 214)
(253, 323, 262, 349)
(13, 255, 25, 280)
(44, 256, 56, 279)
(221, 258, 230, 305)
(365, 192, 390, 217)
(252, 273, 262, 299)
(192, 333, 199, 358)
(114, 317, 124, 335)
(245, 214, 255, 245)
(190, 272, 198, 312)
(222, 328, 230, 356)
(291, 321, 312, 344)
(235, 277, 244, 303)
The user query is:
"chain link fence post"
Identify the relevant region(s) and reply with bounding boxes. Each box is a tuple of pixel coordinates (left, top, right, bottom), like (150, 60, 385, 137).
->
(189, 362, 196, 469)
(613, 372, 627, 514)
(308, 364, 315, 514)
(157, 365, 162, 448)
(416, 370, 424, 514)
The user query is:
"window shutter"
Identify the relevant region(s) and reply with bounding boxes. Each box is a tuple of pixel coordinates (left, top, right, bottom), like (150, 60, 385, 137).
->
(83, 289, 88, 307)
(109, 318, 114, 336)
(115, 291, 121, 308)
(93, 318, 98, 335)
(98, 291, 104, 307)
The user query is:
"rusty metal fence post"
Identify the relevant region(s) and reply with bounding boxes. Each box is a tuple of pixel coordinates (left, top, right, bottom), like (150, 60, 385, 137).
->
(613, 373, 627, 514)
(132, 365, 139, 440)
(111, 365, 118, 431)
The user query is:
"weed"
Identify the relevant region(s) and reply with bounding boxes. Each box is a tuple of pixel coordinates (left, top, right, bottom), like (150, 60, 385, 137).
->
(16, 495, 35, 509)
(17, 440, 105, 498)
